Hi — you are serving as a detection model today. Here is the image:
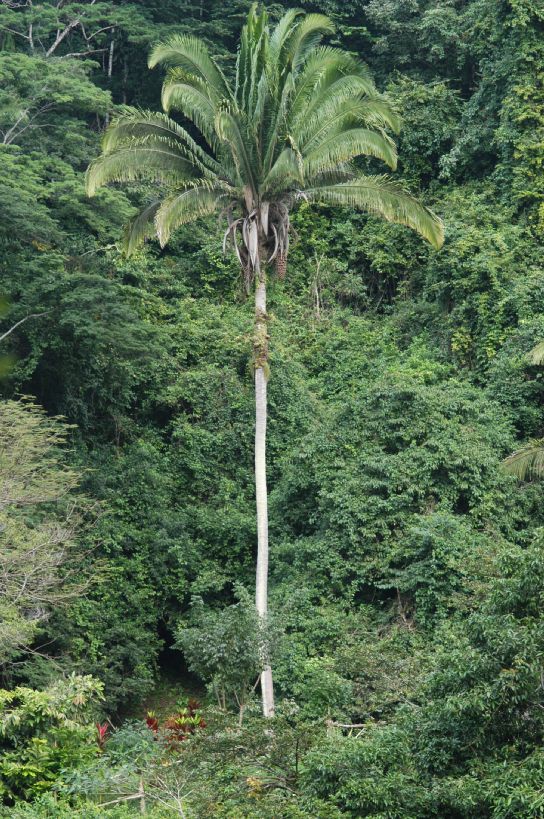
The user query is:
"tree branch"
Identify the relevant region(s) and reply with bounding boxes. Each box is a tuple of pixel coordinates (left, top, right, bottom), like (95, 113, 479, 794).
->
(60, 47, 107, 59)
(0, 312, 49, 344)
(45, 0, 98, 56)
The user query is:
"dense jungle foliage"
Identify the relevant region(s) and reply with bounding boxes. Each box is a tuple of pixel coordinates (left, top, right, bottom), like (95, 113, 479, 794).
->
(0, 0, 544, 816)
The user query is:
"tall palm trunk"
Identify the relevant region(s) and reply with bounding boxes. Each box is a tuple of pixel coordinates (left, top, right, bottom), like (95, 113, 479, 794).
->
(254, 250, 275, 718)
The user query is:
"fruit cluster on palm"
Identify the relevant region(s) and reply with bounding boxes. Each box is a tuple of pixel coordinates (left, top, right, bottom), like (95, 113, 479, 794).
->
(87, 4, 444, 717)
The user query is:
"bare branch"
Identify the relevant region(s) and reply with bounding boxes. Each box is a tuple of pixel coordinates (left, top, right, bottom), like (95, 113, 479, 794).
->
(45, 0, 98, 56)
(60, 47, 107, 59)
(0, 312, 49, 343)
(0, 26, 32, 41)
(86, 24, 116, 42)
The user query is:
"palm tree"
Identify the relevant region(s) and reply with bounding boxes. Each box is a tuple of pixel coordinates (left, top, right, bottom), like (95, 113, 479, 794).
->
(86, 4, 444, 717)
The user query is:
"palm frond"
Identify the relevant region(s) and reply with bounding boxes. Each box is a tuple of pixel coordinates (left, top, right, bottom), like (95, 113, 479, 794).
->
(253, 71, 271, 134)
(215, 108, 259, 194)
(100, 109, 220, 175)
(149, 34, 231, 101)
(236, 2, 269, 113)
(296, 95, 400, 151)
(123, 200, 161, 256)
(528, 340, 544, 365)
(269, 9, 303, 63)
(503, 439, 544, 480)
(263, 147, 304, 195)
(289, 74, 380, 133)
(86, 146, 196, 197)
(355, 98, 402, 134)
(304, 176, 445, 249)
(161, 71, 220, 148)
(262, 71, 296, 174)
(304, 128, 398, 177)
(291, 47, 374, 110)
(282, 14, 335, 71)
(155, 183, 228, 247)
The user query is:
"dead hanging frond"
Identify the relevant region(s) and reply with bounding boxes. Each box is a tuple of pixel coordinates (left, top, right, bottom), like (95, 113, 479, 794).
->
(220, 198, 292, 288)
(222, 207, 257, 293)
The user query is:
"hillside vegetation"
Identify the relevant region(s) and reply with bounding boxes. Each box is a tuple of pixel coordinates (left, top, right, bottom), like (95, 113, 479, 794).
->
(1, 1, 544, 816)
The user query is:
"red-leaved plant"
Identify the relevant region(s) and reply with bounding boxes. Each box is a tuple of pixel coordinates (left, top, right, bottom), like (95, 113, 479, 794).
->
(146, 711, 159, 732)
(145, 699, 206, 746)
(96, 722, 109, 749)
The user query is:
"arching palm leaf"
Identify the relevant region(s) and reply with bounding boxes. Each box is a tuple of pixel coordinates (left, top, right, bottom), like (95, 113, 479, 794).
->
(503, 439, 544, 480)
(103, 109, 221, 175)
(86, 145, 198, 196)
(303, 128, 398, 175)
(280, 14, 335, 72)
(303, 176, 444, 249)
(123, 200, 161, 256)
(148, 34, 231, 101)
(155, 183, 231, 246)
(528, 340, 544, 365)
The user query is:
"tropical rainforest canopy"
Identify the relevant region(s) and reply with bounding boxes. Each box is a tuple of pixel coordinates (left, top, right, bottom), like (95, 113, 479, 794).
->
(0, 1, 543, 817)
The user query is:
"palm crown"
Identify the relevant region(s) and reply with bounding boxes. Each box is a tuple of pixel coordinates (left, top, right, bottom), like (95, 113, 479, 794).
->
(86, 4, 444, 270)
